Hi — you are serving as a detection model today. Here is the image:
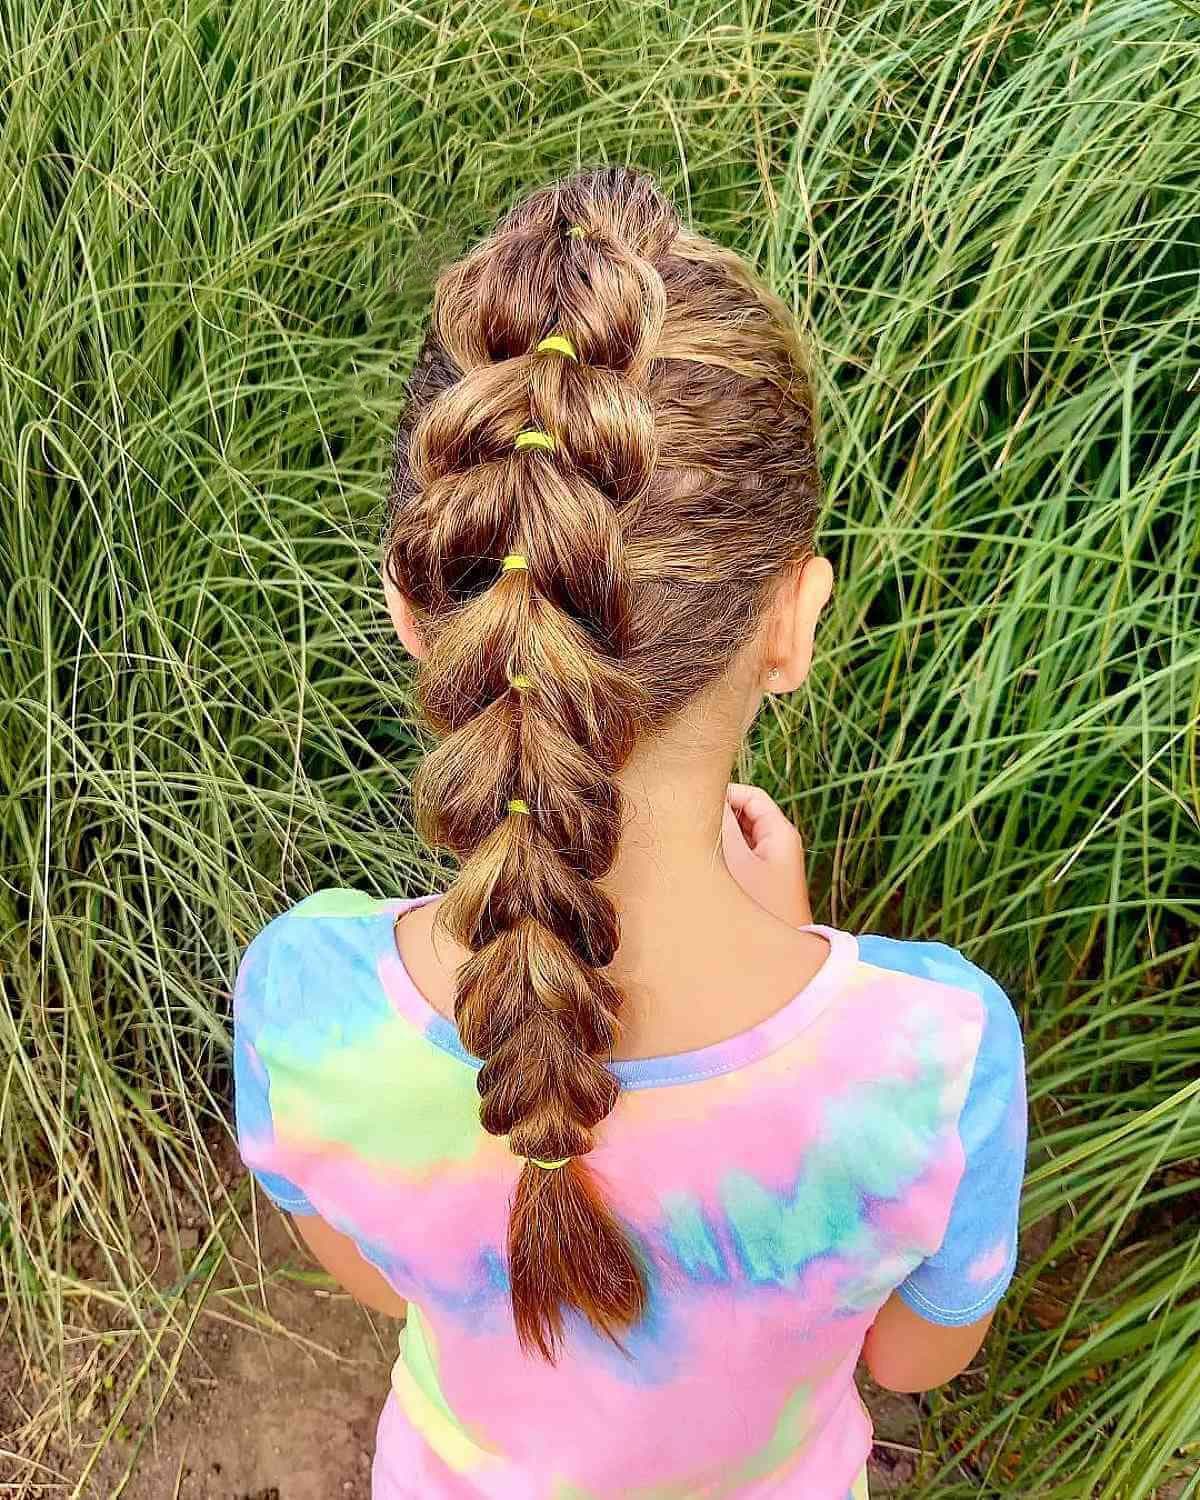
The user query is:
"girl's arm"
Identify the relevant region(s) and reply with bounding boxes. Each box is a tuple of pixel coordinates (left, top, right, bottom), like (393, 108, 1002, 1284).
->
(862, 1291, 994, 1391)
(293, 1213, 409, 1320)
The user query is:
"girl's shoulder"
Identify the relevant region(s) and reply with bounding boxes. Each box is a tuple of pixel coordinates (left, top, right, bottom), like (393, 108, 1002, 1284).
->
(232, 886, 428, 1038)
(239, 884, 424, 960)
(855, 932, 1023, 1045)
(851, 934, 1026, 1131)
(245, 884, 401, 941)
(853, 937, 1028, 1325)
(231, 886, 449, 1219)
(854, 933, 1026, 1165)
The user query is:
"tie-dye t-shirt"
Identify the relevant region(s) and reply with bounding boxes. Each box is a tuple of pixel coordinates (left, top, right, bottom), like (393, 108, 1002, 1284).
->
(233, 888, 1026, 1500)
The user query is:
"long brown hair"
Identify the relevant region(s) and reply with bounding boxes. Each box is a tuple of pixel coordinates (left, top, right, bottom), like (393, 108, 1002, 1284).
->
(385, 167, 821, 1359)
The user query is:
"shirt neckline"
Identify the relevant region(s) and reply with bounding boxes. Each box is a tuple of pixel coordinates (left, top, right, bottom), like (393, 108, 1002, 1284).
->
(377, 895, 858, 1091)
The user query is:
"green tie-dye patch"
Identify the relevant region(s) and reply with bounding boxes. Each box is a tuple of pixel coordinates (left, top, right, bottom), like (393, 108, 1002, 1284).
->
(663, 1195, 729, 1282)
(263, 1014, 480, 1170)
(293, 887, 392, 919)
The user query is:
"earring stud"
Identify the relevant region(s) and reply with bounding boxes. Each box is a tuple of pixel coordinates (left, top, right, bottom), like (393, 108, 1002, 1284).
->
(767, 668, 781, 684)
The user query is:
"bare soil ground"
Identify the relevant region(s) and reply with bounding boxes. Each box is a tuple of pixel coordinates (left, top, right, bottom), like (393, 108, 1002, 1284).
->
(1, 1209, 392, 1499)
(1, 1205, 924, 1499)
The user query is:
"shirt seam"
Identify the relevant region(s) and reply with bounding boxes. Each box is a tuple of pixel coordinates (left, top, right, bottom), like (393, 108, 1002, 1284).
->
(264, 1189, 317, 1213)
(249, 1169, 316, 1214)
(899, 1239, 1019, 1320)
(427, 1017, 835, 1091)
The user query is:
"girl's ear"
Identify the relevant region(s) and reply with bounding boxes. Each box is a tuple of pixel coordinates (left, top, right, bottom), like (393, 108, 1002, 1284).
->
(762, 555, 833, 692)
(383, 566, 426, 659)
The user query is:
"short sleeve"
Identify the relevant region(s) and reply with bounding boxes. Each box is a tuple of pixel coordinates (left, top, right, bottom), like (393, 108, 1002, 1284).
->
(232, 917, 317, 1216)
(897, 949, 1027, 1326)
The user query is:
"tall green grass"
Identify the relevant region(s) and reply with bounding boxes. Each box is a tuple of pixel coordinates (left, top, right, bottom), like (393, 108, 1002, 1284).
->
(0, 0, 1196, 1493)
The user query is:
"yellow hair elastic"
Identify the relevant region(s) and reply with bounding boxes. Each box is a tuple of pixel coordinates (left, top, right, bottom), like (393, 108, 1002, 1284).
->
(500, 553, 528, 572)
(508, 673, 534, 692)
(565, 225, 586, 239)
(507, 798, 531, 816)
(535, 334, 577, 361)
(514, 429, 556, 452)
(526, 1157, 570, 1171)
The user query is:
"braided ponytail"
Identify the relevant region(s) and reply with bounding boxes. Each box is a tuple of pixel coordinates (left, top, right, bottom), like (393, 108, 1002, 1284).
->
(387, 169, 823, 1358)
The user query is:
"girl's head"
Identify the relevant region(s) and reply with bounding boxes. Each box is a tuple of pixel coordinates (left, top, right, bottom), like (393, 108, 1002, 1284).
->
(384, 167, 827, 1357)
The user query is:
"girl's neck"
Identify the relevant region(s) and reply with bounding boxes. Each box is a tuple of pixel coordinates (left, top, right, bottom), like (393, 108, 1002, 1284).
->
(593, 721, 828, 1059)
(603, 743, 747, 985)
(397, 697, 831, 1062)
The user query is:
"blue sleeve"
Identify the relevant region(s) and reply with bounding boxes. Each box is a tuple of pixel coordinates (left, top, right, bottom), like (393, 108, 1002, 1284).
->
(232, 917, 317, 1216)
(858, 937, 1028, 1327)
(900, 945, 1026, 1325)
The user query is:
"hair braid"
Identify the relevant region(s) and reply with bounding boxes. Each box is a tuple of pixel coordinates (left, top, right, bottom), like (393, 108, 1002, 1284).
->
(389, 170, 678, 1357)
(387, 168, 823, 1359)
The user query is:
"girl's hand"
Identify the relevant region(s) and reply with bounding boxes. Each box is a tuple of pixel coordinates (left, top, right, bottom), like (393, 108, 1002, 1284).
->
(721, 782, 813, 927)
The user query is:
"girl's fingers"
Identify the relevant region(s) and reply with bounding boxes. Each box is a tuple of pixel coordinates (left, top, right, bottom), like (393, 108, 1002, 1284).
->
(721, 797, 749, 853)
(726, 783, 801, 857)
(723, 784, 813, 926)
(726, 781, 769, 813)
(725, 782, 776, 842)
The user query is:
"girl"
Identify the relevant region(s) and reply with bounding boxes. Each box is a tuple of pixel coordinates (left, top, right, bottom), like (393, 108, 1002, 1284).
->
(234, 168, 1026, 1499)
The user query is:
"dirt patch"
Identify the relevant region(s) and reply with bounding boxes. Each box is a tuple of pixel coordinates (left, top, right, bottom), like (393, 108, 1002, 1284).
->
(1, 1204, 923, 1498)
(1, 1209, 394, 1500)
(90, 1214, 391, 1500)
(104, 1241, 387, 1496)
